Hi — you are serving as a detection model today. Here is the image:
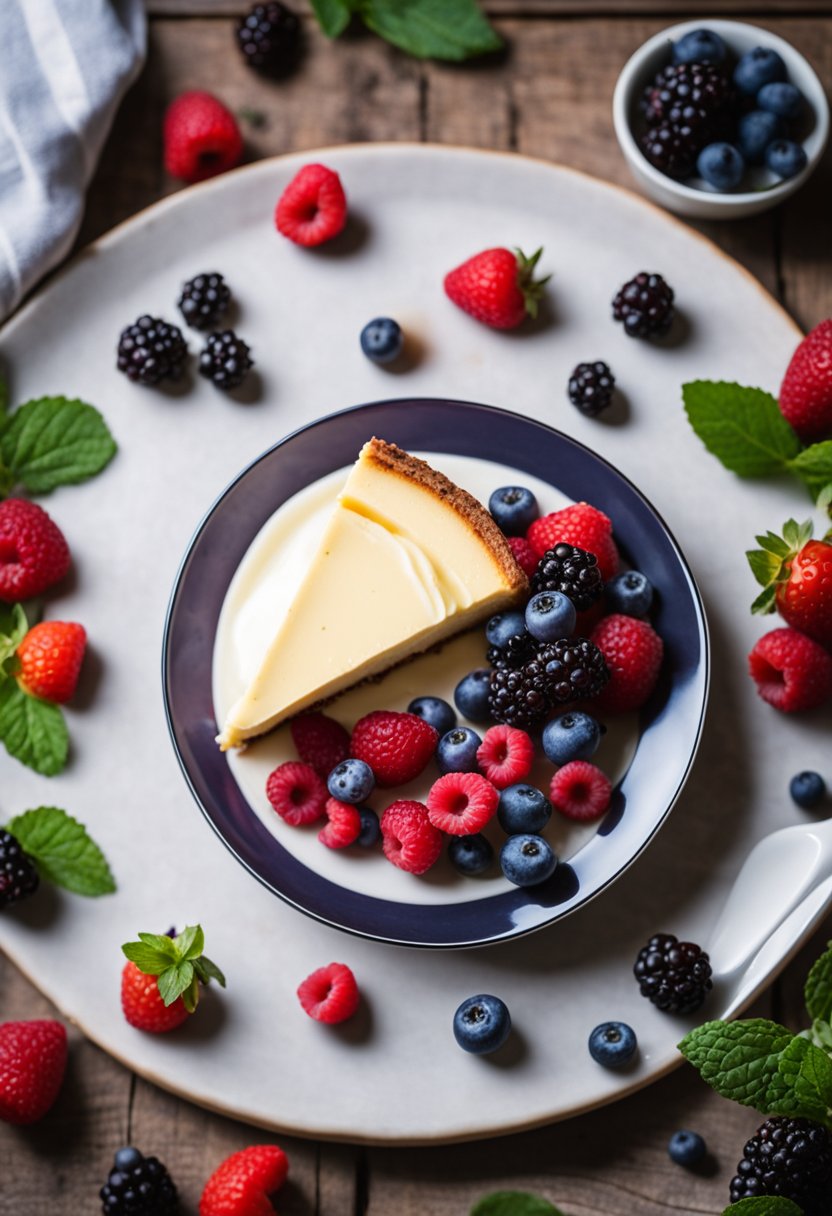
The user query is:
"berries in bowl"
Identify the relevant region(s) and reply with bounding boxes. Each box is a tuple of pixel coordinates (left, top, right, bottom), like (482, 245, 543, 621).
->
(613, 20, 829, 219)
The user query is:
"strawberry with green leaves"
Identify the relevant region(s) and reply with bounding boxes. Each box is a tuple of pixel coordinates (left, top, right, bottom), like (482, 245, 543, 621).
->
(444, 247, 549, 330)
(121, 925, 226, 1033)
(747, 517, 832, 649)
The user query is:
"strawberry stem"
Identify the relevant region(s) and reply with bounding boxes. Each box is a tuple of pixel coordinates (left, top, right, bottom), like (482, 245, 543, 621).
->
(514, 247, 551, 320)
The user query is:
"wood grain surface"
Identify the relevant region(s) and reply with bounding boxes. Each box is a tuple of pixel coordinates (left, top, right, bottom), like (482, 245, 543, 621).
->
(2, 5, 832, 1215)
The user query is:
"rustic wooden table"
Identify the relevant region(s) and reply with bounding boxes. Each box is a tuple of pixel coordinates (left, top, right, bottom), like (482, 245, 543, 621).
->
(2, 3, 831, 1213)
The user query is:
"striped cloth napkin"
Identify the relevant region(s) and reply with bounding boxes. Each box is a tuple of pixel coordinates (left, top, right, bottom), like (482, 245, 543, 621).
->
(0, 0, 146, 323)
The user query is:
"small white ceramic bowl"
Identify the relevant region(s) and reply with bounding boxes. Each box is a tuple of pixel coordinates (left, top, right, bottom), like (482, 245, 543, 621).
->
(613, 19, 829, 219)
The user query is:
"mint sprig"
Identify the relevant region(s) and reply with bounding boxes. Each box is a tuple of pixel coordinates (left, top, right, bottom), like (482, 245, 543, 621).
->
(310, 0, 502, 61)
(0, 604, 28, 668)
(805, 941, 832, 1023)
(723, 1199, 805, 1215)
(0, 679, 68, 776)
(122, 924, 226, 1013)
(0, 396, 116, 495)
(6, 806, 115, 897)
(471, 1194, 564, 1216)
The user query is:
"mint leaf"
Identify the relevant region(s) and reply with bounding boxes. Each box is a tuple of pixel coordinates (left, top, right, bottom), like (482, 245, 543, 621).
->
(683, 381, 802, 477)
(806, 942, 832, 1023)
(158, 961, 194, 1008)
(788, 442, 832, 501)
(0, 681, 68, 775)
(357, 0, 502, 61)
(122, 942, 177, 973)
(722, 1198, 805, 1215)
(192, 955, 226, 988)
(6, 806, 115, 896)
(0, 603, 28, 667)
(309, 0, 353, 37)
(808, 1018, 832, 1053)
(0, 397, 116, 494)
(175, 924, 204, 960)
(471, 1194, 564, 1216)
(817, 483, 832, 517)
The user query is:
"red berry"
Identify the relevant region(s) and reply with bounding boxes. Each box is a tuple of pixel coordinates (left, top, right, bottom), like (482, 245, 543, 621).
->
(16, 621, 86, 703)
(527, 502, 620, 580)
(476, 725, 534, 789)
(748, 627, 832, 713)
(591, 614, 663, 713)
(297, 962, 359, 1024)
(164, 90, 243, 184)
(290, 712, 349, 778)
(779, 318, 832, 441)
(0, 498, 71, 603)
(121, 961, 191, 1033)
(200, 1144, 289, 1216)
(350, 710, 438, 787)
(426, 772, 499, 835)
(0, 1019, 67, 1125)
(549, 760, 612, 822)
(380, 800, 443, 874)
(444, 247, 549, 330)
(274, 163, 347, 247)
(507, 536, 538, 579)
(749, 521, 832, 650)
(318, 797, 361, 849)
(265, 761, 328, 825)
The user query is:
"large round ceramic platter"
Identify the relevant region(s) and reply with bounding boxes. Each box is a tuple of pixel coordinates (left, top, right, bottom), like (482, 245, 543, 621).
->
(1, 145, 827, 1145)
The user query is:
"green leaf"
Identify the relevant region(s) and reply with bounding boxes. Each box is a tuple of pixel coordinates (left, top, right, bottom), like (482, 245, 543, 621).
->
(309, 0, 353, 38)
(0, 603, 28, 667)
(356, 0, 502, 61)
(808, 1018, 832, 1053)
(471, 1193, 564, 1216)
(816, 482, 832, 517)
(137, 931, 179, 959)
(788, 443, 832, 501)
(158, 961, 194, 1008)
(192, 954, 226, 988)
(0, 681, 68, 775)
(0, 397, 116, 494)
(122, 942, 177, 974)
(722, 1198, 805, 1215)
(0, 374, 8, 420)
(175, 924, 204, 961)
(682, 381, 802, 478)
(7, 806, 115, 896)
(746, 548, 782, 589)
(806, 942, 832, 1023)
(181, 973, 200, 1014)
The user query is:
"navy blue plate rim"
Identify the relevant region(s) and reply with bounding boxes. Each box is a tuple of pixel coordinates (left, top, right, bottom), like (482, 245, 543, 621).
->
(162, 398, 709, 949)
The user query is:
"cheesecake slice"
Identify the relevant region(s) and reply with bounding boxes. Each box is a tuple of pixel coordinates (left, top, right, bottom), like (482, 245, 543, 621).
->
(218, 438, 528, 749)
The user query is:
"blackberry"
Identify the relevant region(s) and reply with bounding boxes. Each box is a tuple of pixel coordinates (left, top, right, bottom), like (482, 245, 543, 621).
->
(0, 829, 39, 910)
(117, 316, 188, 386)
(100, 1146, 179, 1215)
(236, 2, 302, 77)
(638, 121, 700, 181)
(536, 637, 609, 704)
(633, 933, 712, 1014)
(532, 543, 604, 611)
(487, 631, 537, 670)
(568, 361, 616, 417)
(177, 272, 231, 331)
(488, 663, 549, 731)
(612, 273, 675, 340)
(641, 61, 735, 135)
(729, 1116, 832, 1215)
(198, 330, 254, 390)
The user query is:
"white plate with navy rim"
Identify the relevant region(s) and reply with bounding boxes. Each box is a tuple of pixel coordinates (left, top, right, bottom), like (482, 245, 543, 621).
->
(0, 144, 827, 1144)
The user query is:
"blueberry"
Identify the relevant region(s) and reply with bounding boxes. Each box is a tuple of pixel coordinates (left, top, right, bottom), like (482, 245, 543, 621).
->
(697, 142, 745, 191)
(789, 770, 826, 809)
(327, 758, 375, 803)
(485, 610, 528, 650)
(360, 317, 403, 364)
(113, 1147, 143, 1171)
(525, 591, 577, 643)
(453, 993, 511, 1054)
(448, 833, 494, 876)
(541, 712, 601, 766)
(497, 784, 552, 835)
(606, 570, 654, 617)
(588, 1021, 638, 1068)
(408, 695, 456, 736)
(671, 28, 727, 65)
(734, 46, 787, 96)
(737, 110, 784, 165)
(668, 1129, 707, 1168)
(500, 833, 558, 886)
(757, 80, 804, 119)
(437, 727, 482, 774)
(488, 485, 539, 537)
(356, 806, 381, 847)
(766, 138, 808, 180)
(454, 669, 493, 723)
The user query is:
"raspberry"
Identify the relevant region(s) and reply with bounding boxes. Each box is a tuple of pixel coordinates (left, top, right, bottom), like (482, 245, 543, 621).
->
(16, 621, 86, 703)
(178, 271, 231, 331)
(199, 330, 254, 391)
(290, 712, 350, 778)
(297, 962, 359, 1024)
(200, 1144, 289, 1216)
(0, 829, 39, 910)
(274, 163, 347, 247)
(0, 498, 71, 603)
(633, 933, 712, 1014)
(591, 614, 663, 713)
(318, 798, 361, 849)
(117, 315, 188, 386)
(748, 627, 832, 713)
(236, 2, 302, 78)
(507, 535, 538, 579)
(426, 772, 499, 835)
(532, 543, 605, 611)
(349, 710, 438, 787)
(549, 760, 612, 821)
(0, 1019, 67, 1125)
(527, 503, 619, 580)
(163, 90, 243, 184)
(729, 1116, 832, 1214)
(121, 961, 191, 1033)
(380, 800, 443, 875)
(100, 1146, 179, 1215)
(265, 761, 328, 825)
(612, 273, 675, 340)
(476, 725, 534, 788)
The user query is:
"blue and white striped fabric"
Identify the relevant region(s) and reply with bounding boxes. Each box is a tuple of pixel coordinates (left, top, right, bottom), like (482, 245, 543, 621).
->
(0, 0, 146, 322)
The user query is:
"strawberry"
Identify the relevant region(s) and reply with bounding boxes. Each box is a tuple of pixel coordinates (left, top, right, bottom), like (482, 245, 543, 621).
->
(274, 163, 347, 247)
(444, 247, 549, 330)
(747, 518, 832, 649)
(297, 962, 359, 1024)
(0, 498, 71, 603)
(591, 614, 664, 713)
(779, 318, 832, 441)
(200, 1144, 289, 1216)
(349, 710, 438, 787)
(16, 621, 86, 703)
(0, 1019, 67, 1124)
(748, 627, 832, 712)
(164, 91, 243, 184)
(121, 924, 226, 1032)
(526, 502, 620, 580)
(290, 711, 349, 777)
(121, 961, 192, 1033)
